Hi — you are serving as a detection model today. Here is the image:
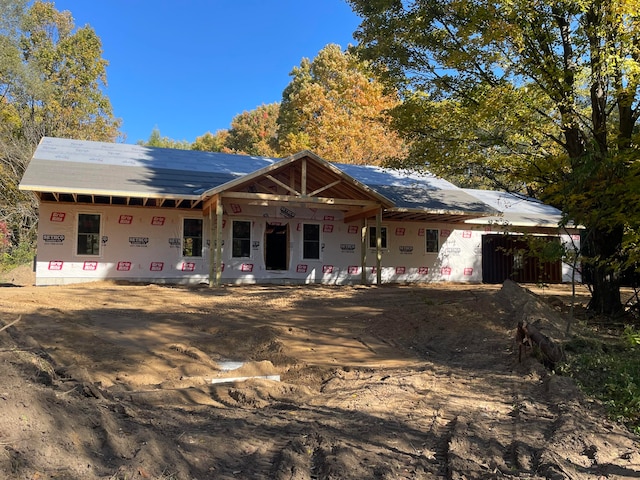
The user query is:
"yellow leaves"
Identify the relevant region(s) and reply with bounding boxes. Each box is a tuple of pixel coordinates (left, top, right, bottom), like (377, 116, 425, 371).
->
(278, 44, 405, 165)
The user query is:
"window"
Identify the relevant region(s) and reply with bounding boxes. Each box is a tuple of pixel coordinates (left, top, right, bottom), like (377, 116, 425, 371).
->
(426, 229, 439, 253)
(77, 213, 101, 255)
(183, 218, 203, 257)
(368, 226, 387, 249)
(232, 220, 251, 258)
(303, 224, 320, 259)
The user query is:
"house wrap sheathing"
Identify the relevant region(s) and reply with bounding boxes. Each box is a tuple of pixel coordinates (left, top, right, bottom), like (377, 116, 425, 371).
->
(19, 137, 581, 286)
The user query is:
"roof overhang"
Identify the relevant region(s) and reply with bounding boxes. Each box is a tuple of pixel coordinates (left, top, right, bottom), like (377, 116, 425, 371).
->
(382, 207, 495, 223)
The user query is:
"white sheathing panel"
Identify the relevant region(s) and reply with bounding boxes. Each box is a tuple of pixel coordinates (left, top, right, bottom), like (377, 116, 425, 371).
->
(35, 203, 209, 285)
(34, 201, 580, 286)
(561, 233, 582, 283)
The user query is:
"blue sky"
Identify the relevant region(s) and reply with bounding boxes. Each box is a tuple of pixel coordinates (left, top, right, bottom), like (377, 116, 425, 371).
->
(50, 1, 362, 144)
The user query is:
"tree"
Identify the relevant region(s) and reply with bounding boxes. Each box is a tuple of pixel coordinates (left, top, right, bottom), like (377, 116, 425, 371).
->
(0, 0, 121, 252)
(226, 103, 279, 156)
(139, 127, 190, 149)
(349, 0, 640, 315)
(192, 130, 230, 152)
(277, 44, 406, 165)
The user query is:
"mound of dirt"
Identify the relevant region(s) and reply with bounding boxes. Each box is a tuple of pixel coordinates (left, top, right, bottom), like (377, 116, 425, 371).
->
(0, 279, 638, 479)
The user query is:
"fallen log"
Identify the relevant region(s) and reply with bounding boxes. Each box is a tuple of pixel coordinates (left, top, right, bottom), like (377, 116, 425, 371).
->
(517, 321, 564, 368)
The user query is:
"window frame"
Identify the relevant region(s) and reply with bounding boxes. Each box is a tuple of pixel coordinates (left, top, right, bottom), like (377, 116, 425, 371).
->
(368, 225, 388, 249)
(182, 217, 203, 258)
(231, 219, 252, 258)
(76, 212, 102, 256)
(425, 228, 439, 253)
(302, 223, 321, 260)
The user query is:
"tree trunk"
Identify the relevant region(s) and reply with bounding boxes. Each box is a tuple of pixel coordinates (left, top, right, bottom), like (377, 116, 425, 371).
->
(585, 225, 624, 315)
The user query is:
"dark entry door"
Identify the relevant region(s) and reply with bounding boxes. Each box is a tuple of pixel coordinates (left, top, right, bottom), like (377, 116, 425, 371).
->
(481, 234, 562, 284)
(265, 223, 288, 270)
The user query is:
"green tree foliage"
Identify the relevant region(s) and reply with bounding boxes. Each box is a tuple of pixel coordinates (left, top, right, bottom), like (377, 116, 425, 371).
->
(139, 127, 190, 149)
(349, 0, 640, 314)
(277, 44, 405, 165)
(0, 0, 120, 255)
(226, 103, 279, 156)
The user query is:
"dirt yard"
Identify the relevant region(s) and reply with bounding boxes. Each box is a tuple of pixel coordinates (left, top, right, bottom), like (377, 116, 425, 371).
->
(0, 266, 639, 479)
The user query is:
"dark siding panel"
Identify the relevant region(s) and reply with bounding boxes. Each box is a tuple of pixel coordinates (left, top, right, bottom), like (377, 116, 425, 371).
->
(482, 235, 562, 284)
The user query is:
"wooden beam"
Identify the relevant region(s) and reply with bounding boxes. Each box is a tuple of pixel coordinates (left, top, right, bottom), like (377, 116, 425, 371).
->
(252, 181, 275, 194)
(376, 208, 382, 285)
(308, 179, 341, 197)
(209, 208, 215, 287)
(301, 158, 307, 195)
(265, 174, 300, 196)
(215, 199, 223, 286)
(209, 197, 223, 287)
(222, 191, 379, 207)
(361, 219, 367, 285)
(344, 205, 383, 223)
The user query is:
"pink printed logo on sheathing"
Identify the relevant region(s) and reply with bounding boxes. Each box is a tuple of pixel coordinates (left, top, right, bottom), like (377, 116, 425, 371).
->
(370, 266, 377, 274)
(296, 264, 308, 273)
(241, 263, 253, 272)
(395, 227, 406, 236)
(48, 260, 63, 270)
(297, 223, 302, 231)
(151, 216, 165, 226)
(322, 265, 334, 274)
(150, 262, 164, 271)
(323, 215, 334, 221)
(440, 229, 451, 237)
(418, 267, 429, 275)
(417, 228, 425, 236)
(182, 262, 196, 272)
(396, 266, 406, 274)
(230, 203, 242, 213)
(117, 261, 132, 271)
(118, 215, 133, 224)
(347, 225, 358, 234)
(323, 224, 334, 233)
(441, 266, 452, 276)
(83, 261, 98, 271)
(348, 265, 359, 274)
(464, 267, 473, 276)
(50, 212, 66, 222)
(463, 231, 472, 238)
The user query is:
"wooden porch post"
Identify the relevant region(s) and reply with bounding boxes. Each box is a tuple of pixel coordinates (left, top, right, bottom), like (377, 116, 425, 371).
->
(215, 198, 223, 286)
(361, 218, 367, 285)
(208, 208, 215, 287)
(376, 208, 382, 285)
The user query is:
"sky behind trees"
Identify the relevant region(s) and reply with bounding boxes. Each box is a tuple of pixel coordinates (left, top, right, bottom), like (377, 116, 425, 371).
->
(50, 0, 361, 144)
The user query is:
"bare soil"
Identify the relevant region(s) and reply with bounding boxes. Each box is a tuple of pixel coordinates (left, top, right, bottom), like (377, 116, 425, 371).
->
(0, 265, 638, 479)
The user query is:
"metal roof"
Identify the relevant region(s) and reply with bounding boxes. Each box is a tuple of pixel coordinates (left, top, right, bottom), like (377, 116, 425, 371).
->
(20, 137, 278, 201)
(461, 189, 574, 229)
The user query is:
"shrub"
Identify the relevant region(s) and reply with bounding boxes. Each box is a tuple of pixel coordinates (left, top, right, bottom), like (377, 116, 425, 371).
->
(561, 328, 640, 434)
